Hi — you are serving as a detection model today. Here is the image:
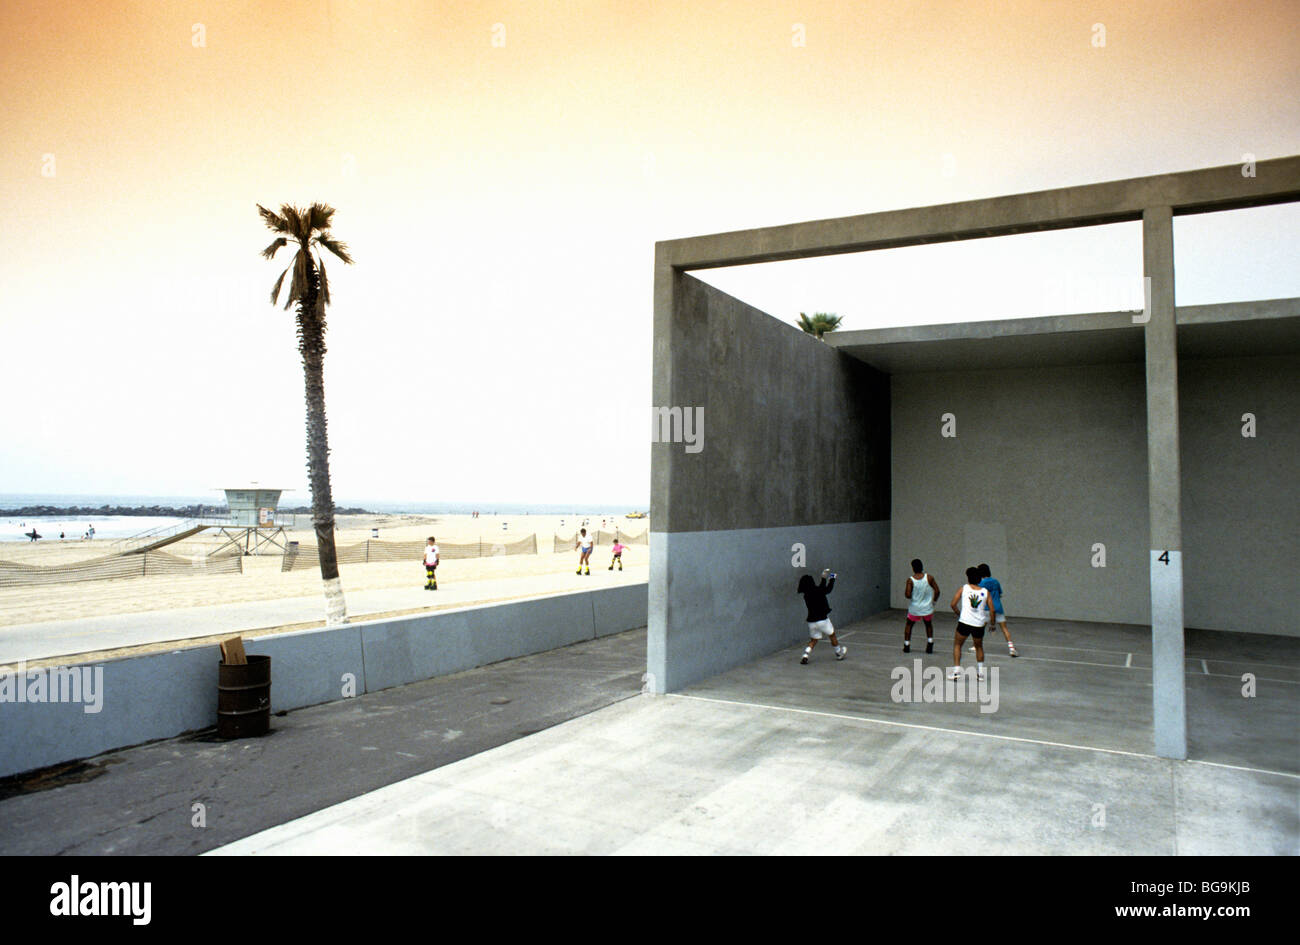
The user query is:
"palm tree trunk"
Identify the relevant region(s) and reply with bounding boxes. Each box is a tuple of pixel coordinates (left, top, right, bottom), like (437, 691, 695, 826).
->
(298, 265, 347, 626)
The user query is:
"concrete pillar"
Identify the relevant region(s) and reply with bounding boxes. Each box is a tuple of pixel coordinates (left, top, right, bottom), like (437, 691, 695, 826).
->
(1142, 206, 1187, 759)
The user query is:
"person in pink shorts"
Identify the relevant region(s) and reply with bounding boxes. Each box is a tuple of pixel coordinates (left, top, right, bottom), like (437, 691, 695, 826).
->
(903, 558, 940, 653)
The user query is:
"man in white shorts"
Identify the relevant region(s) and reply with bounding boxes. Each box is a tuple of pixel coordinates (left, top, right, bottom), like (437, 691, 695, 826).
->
(797, 569, 846, 664)
(575, 528, 594, 575)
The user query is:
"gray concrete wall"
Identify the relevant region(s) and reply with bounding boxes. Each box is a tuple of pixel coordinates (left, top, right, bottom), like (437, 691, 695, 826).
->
(0, 583, 648, 779)
(650, 275, 891, 691)
(889, 355, 1300, 634)
(653, 274, 889, 532)
(1180, 355, 1300, 634)
(647, 521, 889, 692)
(890, 362, 1151, 624)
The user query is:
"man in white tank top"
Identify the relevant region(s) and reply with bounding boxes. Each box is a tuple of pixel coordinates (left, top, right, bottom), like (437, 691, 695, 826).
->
(902, 558, 940, 654)
(948, 565, 992, 680)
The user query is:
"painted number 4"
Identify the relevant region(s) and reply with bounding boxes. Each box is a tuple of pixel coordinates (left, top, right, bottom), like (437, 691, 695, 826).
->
(1158, 551, 1170, 564)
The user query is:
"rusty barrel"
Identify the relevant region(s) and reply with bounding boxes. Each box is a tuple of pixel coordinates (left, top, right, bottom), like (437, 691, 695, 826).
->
(217, 655, 271, 739)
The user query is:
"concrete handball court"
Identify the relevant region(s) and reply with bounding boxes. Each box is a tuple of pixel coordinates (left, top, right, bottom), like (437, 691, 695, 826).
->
(212, 159, 1297, 855)
(4, 159, 1296, 856)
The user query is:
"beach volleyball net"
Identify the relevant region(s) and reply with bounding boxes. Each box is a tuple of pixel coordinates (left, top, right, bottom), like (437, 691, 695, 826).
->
(553, 530, 648, 553)
(282, 534, 540, 572)
(0, 550, 244, 587)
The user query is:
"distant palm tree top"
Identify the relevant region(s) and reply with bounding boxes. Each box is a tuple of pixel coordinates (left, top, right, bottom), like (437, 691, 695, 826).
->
(258, 202, 354, 315)
(798, 312, 843, 339)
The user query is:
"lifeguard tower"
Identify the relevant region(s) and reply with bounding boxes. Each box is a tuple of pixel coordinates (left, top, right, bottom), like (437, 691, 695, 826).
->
(212, 486, 290, 555)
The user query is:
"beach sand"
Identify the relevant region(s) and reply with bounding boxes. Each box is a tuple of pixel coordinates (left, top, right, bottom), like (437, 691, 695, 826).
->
(0, 512, 650, 633)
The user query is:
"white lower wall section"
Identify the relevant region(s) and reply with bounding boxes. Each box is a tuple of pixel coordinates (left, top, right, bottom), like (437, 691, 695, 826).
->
(648, 521, 890, 693)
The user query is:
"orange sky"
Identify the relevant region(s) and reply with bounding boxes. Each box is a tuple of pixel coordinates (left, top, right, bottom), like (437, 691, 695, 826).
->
(1, 0, 1297, 501)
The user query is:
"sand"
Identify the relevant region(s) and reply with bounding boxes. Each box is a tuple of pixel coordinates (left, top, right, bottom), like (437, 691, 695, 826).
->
(0, 512, 650, 630)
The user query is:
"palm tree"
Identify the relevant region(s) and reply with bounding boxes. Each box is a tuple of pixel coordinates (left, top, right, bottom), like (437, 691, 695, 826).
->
(798, 312, 843, 339)
(258, 202, 354, 626)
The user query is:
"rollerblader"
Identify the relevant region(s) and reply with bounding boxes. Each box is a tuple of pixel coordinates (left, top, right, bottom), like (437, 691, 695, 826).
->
(423, 536, 439, 590)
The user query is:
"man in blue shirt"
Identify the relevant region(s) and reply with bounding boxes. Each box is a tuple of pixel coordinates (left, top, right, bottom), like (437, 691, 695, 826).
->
(977, 563, 1018, 657)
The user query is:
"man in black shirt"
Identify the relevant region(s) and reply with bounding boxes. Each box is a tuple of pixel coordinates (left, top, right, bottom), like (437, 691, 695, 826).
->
(797, 569, 846, 664)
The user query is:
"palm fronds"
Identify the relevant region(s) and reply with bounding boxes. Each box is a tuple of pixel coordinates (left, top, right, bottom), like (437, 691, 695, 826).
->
(797, 311, 844, 339)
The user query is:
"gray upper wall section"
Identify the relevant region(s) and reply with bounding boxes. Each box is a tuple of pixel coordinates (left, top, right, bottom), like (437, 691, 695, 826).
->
(657, 157, 1300, 270)
(651, 274, 888, 533)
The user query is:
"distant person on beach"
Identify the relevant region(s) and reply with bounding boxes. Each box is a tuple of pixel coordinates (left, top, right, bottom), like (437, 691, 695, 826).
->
(608, 539, 626, 571)
(903, 558, 940, 654)
(797, 569, 846, 664)
(26, 529, 40, 542)
(978, 563, 1017, 656)
(87, 524, 95, 540)
(423, 536, 439, 591)
(575, 528, 594, 575)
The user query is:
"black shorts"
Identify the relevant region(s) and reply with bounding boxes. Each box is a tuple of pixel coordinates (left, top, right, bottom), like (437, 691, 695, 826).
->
(956, 621, 985, 639)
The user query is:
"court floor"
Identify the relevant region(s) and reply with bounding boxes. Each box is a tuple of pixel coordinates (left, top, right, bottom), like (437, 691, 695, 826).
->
(684, 611, 1300, 775)
(210, 613, 1298, 855)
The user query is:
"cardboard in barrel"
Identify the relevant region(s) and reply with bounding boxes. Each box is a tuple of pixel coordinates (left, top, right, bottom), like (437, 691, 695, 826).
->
(218, 638, 271, 739)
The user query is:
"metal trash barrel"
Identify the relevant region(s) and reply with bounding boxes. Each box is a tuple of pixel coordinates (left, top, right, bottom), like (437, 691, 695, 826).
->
(217, 655, 271, 738)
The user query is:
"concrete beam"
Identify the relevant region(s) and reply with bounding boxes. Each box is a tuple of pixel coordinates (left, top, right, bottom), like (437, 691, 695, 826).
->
(659, 157, 1300, 270)
(825, 299, 1300, 374)
(1143, 206, 1187, 760)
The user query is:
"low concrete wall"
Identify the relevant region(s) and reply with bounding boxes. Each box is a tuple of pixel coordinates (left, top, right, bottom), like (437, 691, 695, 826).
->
(0, 583, 648, 779)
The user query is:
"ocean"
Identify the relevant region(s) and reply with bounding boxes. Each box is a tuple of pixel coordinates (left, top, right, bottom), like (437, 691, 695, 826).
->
(0, 494, 644, 542)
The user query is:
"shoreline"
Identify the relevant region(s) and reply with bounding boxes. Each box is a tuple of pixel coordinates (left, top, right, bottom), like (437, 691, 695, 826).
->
(0, 505, 372, 518)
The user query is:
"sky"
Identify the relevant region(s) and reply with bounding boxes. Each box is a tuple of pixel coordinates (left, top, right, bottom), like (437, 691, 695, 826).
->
(1, 0, 1297, 507)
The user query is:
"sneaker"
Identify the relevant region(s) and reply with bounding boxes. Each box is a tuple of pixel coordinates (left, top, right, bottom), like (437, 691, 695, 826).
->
(925, 641, 934, 654)
(800, 655, 809, 665)
(608, 565, 614, 570)
(903, 643, 910, 653)
(577, 569, 582, 575)
(835, 646, 847, 661)
(1009, 646, 1019, 658)
(948, 668, 963, 681)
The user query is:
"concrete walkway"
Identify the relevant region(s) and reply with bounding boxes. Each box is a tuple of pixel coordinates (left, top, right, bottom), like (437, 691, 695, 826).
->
(0, 629, 648, 854)
(0, 568, 647, 664)
(210, 613, 1299, 855)
(208, 693, 1297, 855)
